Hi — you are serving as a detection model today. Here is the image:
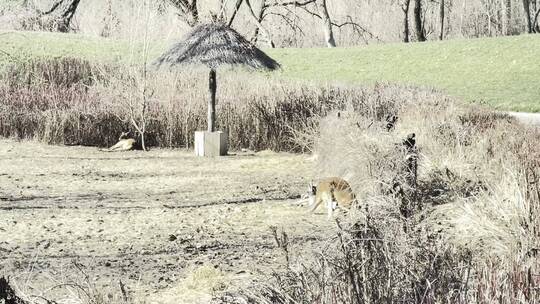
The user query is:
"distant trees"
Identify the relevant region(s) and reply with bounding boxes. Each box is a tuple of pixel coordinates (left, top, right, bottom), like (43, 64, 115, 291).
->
(164, 0, 540, 46)
(8, 0, 540, 44)
(395, 0, 539, 42)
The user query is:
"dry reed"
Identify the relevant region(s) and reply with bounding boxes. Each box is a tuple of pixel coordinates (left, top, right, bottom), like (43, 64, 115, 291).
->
(1, 57, 396, 152)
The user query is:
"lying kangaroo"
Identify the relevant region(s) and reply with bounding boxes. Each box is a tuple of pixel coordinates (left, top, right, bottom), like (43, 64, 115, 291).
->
(307, 177, 356, 218)
(100, 132, 136, 152)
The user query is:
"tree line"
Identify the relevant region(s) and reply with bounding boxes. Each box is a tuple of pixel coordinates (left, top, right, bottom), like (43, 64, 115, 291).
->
(6, 0, 540, 47)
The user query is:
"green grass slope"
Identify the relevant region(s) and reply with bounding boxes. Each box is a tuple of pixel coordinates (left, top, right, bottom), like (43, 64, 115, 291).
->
(268, 35, 540, 112)
(1, 31, 539, 112)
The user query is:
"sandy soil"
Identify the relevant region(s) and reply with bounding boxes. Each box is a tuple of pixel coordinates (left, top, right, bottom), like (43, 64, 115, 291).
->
(0, 140, 333, 303)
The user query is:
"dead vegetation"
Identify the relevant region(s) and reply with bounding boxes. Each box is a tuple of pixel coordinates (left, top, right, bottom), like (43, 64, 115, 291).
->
(243, 86, 540, 303)
(0, 57, 355, 152)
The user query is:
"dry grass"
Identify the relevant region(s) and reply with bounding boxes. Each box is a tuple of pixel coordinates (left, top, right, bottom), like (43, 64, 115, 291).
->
(246, 85, 540, 303)
(155, 264, 230, 304)
(0, 57, 365, 152)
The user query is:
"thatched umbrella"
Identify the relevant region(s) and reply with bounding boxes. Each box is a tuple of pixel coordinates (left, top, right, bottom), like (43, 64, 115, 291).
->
(153, 23, 280, 133)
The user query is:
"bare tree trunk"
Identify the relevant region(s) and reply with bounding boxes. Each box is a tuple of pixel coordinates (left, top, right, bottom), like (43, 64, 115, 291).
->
(402, 0, 411, 43)
(39, 0, 81, 32)
(58, 0, 80, 32)
(523, 0, 533, 33)
(318, 0, 336, 47)
(439, 0, 445, 40)
(414, 0, 426, 41)
(208, 69, 217, 132)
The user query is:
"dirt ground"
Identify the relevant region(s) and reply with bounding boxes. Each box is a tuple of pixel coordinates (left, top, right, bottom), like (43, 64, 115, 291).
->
(0, 140, 334, 303)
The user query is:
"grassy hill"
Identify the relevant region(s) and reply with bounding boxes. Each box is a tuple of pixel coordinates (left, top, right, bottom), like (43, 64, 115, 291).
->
(1, 31, 538, 112)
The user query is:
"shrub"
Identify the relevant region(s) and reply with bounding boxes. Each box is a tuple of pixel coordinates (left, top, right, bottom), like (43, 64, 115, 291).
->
(0, 57, 421, 152)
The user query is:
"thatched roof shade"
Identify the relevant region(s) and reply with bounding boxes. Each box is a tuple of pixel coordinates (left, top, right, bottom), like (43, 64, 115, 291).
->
(153, 23, 280, 71)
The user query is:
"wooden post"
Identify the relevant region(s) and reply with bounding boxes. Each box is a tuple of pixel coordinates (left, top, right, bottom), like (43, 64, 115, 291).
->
(208, 69, 217, 132)
(195, 69, 228, 156)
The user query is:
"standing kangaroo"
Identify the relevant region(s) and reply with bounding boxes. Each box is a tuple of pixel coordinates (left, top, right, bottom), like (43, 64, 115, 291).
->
(100, 132, 136, 152)
(307, 177, 356, 218)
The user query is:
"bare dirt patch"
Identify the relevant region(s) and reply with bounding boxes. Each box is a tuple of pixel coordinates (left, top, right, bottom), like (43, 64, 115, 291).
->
(0, 140, 333, 303)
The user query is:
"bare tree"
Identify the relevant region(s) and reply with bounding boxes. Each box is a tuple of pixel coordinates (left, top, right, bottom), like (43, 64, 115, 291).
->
(226, 0, 341, 47)
(317, 0, 336, 47)
(34, 0, 81, 32)
(413, 0, 426, 41)
(236, 0, 339, 47)
(271, 0, 374, 47)
(245, 0, 276, 47)
(244, 0, 317, 47)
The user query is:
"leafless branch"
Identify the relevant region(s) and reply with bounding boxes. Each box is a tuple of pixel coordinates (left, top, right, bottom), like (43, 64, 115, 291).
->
(266, 10, 306, 37)
(334, 16, 382, 43)
(264, 0, 316, 8)
(39, 0, 64, 15)
(245, 0, 276, 47)
(293, 6, 380, 43)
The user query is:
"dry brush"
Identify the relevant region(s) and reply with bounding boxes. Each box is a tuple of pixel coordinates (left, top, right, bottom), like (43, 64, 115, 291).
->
(245, 85, 540, 303)
(0, 57, 349, 151)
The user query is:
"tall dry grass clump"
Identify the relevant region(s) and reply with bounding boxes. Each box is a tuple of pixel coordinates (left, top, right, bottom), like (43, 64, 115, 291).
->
(246, 85, 539, 303)
(0, 57, 367, 151)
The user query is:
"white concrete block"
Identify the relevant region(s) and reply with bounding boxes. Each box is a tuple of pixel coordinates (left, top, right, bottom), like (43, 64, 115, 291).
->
(194, 131, 228, 157)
